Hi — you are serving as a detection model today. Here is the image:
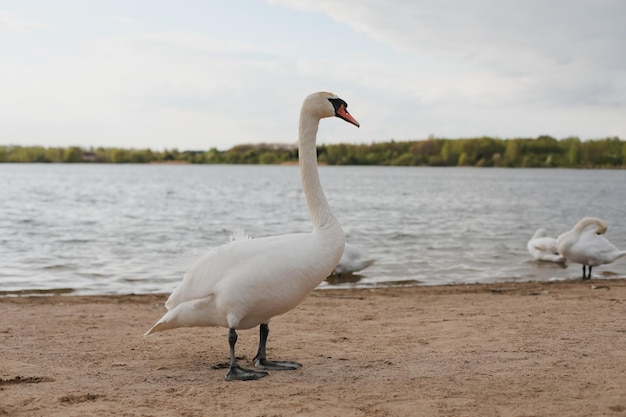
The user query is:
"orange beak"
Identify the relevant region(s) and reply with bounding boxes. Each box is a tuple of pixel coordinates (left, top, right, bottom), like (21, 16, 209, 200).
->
(336, 103, 360, 128)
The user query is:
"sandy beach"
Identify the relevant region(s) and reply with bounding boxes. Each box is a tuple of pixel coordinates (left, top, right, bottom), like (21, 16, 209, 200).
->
(1, 279, 625, 417)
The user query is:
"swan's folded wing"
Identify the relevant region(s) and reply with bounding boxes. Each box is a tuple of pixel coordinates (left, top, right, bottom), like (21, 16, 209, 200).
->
(165, 233, 327, 310)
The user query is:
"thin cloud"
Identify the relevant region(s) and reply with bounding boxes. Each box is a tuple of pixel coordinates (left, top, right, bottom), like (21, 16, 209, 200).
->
(0, 10, 51, 32)
(1, 2, 625, 149)
(272, 0, 626, 108)
(111, 15, 142, 25)
(0, 29, 307, 150)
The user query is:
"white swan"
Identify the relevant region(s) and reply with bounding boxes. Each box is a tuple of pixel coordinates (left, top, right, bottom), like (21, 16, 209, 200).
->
(228, 229, 252, 242)
(145, 92, 359, 381)
(556, 217, 626, 280)
(527, 228, 566, 263)
(332, 243, 375, 275)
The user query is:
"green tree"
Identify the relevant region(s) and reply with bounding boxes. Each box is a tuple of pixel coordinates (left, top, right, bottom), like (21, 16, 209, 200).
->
(111, 148, 130, 163)
(259, 152, 277, 164)
(457, 152, 470, 166)
(504, 140, 520, 166)
(63, 146, 83, 162)
(563, 137, 581, 167)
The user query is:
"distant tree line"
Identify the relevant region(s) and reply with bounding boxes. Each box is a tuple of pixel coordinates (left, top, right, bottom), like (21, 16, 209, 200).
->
(1, 135, 625, 168)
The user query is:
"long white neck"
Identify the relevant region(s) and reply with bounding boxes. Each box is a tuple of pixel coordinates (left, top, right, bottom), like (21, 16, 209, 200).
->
(298, 111, 342, 234)
(574, 217, 607, 234)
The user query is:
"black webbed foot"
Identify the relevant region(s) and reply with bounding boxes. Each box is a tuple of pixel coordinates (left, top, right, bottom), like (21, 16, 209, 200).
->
(255, 358, 302, 371)
(225, 365, 268, 381)
(253, 323, 303, 371)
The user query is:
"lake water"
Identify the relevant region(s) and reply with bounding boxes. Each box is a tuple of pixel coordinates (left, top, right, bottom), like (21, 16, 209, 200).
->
(1, 164, 625, 295)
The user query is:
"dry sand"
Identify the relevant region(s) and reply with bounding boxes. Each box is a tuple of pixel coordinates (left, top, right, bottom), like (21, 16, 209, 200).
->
(1, 280, 625, 417)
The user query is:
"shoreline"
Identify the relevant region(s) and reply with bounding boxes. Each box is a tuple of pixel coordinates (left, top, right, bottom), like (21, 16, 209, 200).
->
(2, 274, 623, 298)
(2, 279, 625, 416)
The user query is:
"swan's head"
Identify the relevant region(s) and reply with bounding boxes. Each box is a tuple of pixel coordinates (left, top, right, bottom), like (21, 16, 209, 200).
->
(303, 92, 360, 127)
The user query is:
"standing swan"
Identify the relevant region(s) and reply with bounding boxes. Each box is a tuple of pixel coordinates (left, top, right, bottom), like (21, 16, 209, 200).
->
(145, 92, 359, 381)
(556, 217, 626, 280)
(333, 243, 375, 275)
(527, 228, 566, 263)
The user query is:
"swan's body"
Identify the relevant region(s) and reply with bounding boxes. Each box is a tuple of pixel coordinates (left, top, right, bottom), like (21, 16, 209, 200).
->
(556, 217, 626, 280)
(527, 228, 566, 263)
(145, 92, 359, 381)
(333, 243, 375, 275)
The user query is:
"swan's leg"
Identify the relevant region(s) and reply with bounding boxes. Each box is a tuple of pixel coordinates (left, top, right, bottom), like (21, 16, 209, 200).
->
(225, 328, 268, 381)
(587, 265, 593, 280)
(254, 323, 302, 371)
(582, 265, 586, 279)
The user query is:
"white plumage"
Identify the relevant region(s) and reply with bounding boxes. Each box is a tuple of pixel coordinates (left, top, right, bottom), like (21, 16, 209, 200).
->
(145, 92, 359, 381)
(527, 228, 566, 263)
(333, 243, 375, 275)
(556, 217, 626, 280)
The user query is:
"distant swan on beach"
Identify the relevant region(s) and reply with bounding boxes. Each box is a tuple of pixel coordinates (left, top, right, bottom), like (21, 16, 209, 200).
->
(556, 217, 626, 280)
(144, 92, 359, 381)
(332, 243, 375, 275)
(527, 228, 566, 263)
(229, 229, 252, 242)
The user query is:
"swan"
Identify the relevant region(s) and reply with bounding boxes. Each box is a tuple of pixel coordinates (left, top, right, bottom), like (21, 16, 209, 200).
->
(229, 229, 252, 242)
(527, 228, 566, 263)
(145, 92, 359, 381)
(556, 217, 626, 280)
(332, 243, 375, 275)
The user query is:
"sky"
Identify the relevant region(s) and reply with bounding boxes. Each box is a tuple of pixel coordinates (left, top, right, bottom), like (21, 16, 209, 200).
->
(1, 1, 625, 151)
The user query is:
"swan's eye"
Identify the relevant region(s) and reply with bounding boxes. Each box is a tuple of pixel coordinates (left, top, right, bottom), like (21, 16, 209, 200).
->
(328, 98, 345, 114)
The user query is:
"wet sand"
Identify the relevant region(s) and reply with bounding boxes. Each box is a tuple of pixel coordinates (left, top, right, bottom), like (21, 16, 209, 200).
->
(1, 280, 625, 417)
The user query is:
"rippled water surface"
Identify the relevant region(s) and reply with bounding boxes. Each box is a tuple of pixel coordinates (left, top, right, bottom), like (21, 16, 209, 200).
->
(1, 164, 625, 295)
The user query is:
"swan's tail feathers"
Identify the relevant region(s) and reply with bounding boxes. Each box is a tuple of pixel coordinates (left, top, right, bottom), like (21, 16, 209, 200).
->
(618, 251, 626, 261)
(144, 297, 217, 337)
(144, 322, 161, 337)
(143, 303, 190, 336)
(144, 312, 178, 337)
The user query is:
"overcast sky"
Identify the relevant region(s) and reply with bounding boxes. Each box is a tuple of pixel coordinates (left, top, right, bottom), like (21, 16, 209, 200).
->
(1, 1, 625, 150)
